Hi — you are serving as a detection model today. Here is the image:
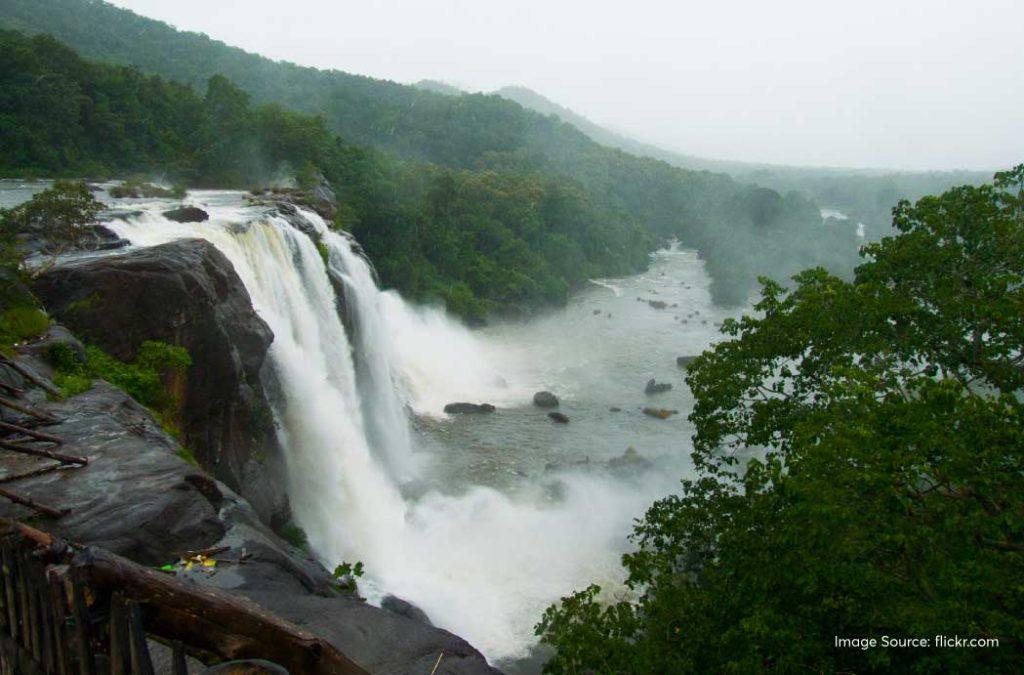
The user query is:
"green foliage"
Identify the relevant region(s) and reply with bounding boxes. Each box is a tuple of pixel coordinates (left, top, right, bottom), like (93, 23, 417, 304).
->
(48, 338, 190, 412)
(46, 341, 91, 398)
(279, 522, 308, 550)
(332, 560, 365, 592)
(2, 180, 102, 260)
(537, 168, 1024, 673)
(52, 371, 91, 399)
(0, 307, 48, 345)
(175, 447, 199, 467)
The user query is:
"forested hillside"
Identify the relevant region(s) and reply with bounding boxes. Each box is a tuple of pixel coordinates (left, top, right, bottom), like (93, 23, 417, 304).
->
(0, 0, 864, 309)
(0, 30, 657, 320)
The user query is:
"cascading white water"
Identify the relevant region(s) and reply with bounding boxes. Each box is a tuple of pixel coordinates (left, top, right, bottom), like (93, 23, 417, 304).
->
(104, 193, 694, 663)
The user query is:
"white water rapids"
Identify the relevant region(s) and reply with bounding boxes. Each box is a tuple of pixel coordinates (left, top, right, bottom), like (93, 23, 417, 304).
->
(94, 189, 720, 666)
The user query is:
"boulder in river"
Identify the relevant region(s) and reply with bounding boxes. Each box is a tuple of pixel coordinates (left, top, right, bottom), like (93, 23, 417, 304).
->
(444, 402, 496, 414)
(609, 406, 621, 412)
(645, 378, 673, 394)
(642, 407, 678, 419)
(608, 447, 653, 472)
(533, 391, 559, 408)
(163, 206, 210, 223)
(676, 355, 698, 368)
(548, 411, 570, 424)
(647, 300, 668, 310)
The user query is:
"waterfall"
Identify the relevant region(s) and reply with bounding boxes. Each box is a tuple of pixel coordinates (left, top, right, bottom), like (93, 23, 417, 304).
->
(104, 195, 665, 663)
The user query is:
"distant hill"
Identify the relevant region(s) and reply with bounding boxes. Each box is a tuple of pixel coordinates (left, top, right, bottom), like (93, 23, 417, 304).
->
(493, 86, 992, 235)
(414, 79, 465, 96)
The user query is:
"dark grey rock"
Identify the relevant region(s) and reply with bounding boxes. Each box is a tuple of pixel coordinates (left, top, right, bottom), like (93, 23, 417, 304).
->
(644, 378, 672, 394)
(32, 239, 288, 528)
(163, 206, 210, 223)
(532, 391, 559, 408)
(382, 594, 433, 625)
(547, 411, 569, 424)
(444, 402, 496, 414)
(676, 355, 697, 368)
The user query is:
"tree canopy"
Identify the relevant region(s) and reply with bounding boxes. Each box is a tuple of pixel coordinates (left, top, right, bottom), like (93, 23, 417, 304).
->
(537, 167, 1024, 673)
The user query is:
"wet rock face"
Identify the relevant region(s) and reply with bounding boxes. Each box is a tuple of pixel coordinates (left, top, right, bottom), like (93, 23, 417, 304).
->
(32, 239, 288, 528)
(0, 382, 227, 563)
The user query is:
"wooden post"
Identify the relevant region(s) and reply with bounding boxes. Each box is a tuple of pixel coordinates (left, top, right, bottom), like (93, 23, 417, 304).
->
(127, 600, 155, 675)
(27, 561, 41, 664)
(108, 593, 129, 675)
(70, 569, 94, 675)
(1, 550, 15, 643)
(171, 640, 188, 675)
(17, 553, 30, 654)
(48, 570, 71, 675)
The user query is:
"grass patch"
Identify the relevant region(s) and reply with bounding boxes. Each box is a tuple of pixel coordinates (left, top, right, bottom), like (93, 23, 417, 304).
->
(175, 447, 199, 467)
(279, 522, 309, 550)
(0, 307, 49, 345)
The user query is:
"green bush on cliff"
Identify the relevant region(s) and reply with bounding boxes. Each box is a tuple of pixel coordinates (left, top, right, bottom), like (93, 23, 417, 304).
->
(48, 339, 191, 411)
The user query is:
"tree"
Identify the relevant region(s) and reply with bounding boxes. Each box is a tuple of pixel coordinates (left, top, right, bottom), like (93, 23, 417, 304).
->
(536, 166, 1024, 673)
(3, 180, 102, 274)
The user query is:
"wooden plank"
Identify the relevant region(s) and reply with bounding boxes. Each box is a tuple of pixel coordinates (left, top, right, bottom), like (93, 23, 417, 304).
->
(0, 463, 71, 485)
(0, 398, 56, 424)
(0, 357, 61, 399)
(0, 487, 68, 518)
(0, 440, 88, 466)
(0, 422, 65, 445)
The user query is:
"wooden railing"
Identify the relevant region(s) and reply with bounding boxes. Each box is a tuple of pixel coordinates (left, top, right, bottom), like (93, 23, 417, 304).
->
(0, 520, 368, 675)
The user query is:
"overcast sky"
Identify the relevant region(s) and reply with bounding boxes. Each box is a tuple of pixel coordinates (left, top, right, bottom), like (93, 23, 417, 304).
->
(108, 0, 1022, 171)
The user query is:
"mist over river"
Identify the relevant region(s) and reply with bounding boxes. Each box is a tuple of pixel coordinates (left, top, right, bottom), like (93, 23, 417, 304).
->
(2, 182, 741, 669)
